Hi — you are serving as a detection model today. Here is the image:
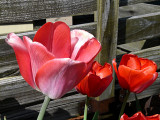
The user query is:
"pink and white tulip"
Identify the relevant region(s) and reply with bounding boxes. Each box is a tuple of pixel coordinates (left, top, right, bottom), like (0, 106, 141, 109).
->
(6, 21, 101, 99)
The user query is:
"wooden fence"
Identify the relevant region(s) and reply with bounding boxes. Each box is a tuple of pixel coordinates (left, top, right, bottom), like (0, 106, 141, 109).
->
(0, 0, 160, 119)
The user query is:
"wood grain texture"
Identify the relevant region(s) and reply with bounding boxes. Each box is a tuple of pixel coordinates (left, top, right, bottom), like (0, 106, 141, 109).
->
(97, 0, 119, 100)
(0, 0, 97, 24)
(118, 12, 160, 44)
(0, 76, 86, 120)
(117, 40, 146, 52)
(119, 0, 158, 6)
(0, 22, 97, 78)
(119, 3, 160, 18)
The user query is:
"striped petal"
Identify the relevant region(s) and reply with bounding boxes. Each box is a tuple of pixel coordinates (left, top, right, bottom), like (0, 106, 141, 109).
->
(120, 54, 141, 70)
(33, 22, 71, 58)
(35, 58, 87, 99)
(5, 33, 35, 88)
(71, 30, 94, 60)
(23, 36, 55, 80)
(74, 38, 101, 63)
(118, 65, 158, 93)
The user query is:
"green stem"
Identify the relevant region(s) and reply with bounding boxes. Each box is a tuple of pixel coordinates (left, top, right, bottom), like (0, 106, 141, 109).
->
(92, 111, 99, 120)
(37, 96, 50, 120)
(119, 91, 130, 120)
(83, 96, 89, 120)
(134, 93, 142, 112)
(4, 116, 7, 120)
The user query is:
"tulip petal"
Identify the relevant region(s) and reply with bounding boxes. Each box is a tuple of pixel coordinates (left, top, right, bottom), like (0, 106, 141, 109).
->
(88, 74, 113, 97)
(120, 54, 141, 70)
(139, 58, 157, 73)
(112, 58, 118, 74)
(71, 37, 78, 53)
(92, 61, 102, 73)
(133, 72, 158, 93)
(76, 73, 90, 96)
(120, 113, 129, 120)
(33, 22, 71, 58)
(24, 36, 55, 80)
(71, 30, 94, 60)
(73, 38, 101, 63)
(112, 59, 130, 90)
(51, 22, 71, 58)
(146, 114, 160, 120)
(96, 63, 113, 79)
(77, 73, 112, 97)
(33, 22, 54, 52)
(118, 65, 158, 93)
(35, 58, 87, 99)
(76, 61, 113, 97)
(5, 33, 35, 88)
(120, 112, 146, 120)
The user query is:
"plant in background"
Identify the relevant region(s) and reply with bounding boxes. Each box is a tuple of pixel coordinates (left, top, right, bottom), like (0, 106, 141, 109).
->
(76, 61, 113, 120)
(120, 112, 160, 120)
(5, 21, 101, 120)
(112, 54, 158, 119)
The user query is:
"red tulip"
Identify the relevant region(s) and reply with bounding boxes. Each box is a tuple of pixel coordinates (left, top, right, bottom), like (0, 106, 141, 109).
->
(6, 21, 101, 99)
(146, 114, 160, 120)
(120, 112, 160, 120)
(76, 61, 113, 97)
(120, 112, 146, 120)
(112, 54, 158, 93)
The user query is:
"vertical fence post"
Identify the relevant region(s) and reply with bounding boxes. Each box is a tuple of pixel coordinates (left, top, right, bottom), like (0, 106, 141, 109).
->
(97, 0, 119, 100)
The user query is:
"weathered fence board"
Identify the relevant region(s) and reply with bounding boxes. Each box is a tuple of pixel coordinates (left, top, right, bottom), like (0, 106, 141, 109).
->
(2, 93, 85, 120)
(0, 76, 85, 120)
(119, 0, 158, 6)
(117, 40, 146, 52)
(0, 0, 97, 24)
(0, 76, 77, 105)
(96, 0, 119, 100)
(118, 12, 160, 44)
(119, 3, 160, 18)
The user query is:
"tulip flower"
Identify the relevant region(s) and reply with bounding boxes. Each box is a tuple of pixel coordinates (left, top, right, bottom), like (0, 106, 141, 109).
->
(5, 21, 101, 99)
(76, 61, 113, 97)
(146, 114, 160, 120)
(112, 54, 158, 94)
(120, 112, 160, 120)
(76, 61, 112, 120)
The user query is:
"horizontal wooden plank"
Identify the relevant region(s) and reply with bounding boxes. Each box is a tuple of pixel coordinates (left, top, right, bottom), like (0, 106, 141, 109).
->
(0, 76, 86, 120)
(119, 3, 160, 18)
(0, 22, 97, 78)
(119, 0, 158, 6)
(128, 72, 160, 102)
(117, 40, 146, 52)
(2, 93, 85, 120)
(118, 12, 160, 44)
(0, 0, 97, 24)
(0, 23, 33, 35)
(0, 76, 43, 105)
(0, 76, 81, 109)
